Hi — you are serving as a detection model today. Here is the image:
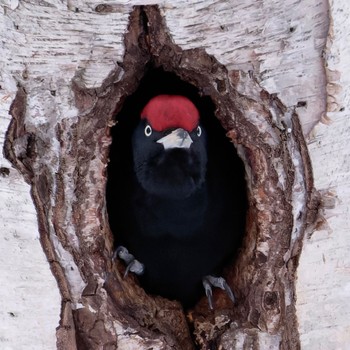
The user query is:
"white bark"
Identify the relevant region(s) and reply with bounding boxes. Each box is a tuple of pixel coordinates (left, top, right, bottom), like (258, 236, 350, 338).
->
(0, 0, 348, 348)
(0, 113, 60, 347)
(296, 0, 350, 348)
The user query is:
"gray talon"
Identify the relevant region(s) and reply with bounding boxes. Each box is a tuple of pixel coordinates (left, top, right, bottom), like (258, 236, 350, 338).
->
(124, 259, 145, 277)
(203, 277, 214, 309)
(202, 275, 235, 310)
(114, 246, 145, 277)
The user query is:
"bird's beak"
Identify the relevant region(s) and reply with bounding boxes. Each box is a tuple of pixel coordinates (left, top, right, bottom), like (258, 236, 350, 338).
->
(156, 128, 193, 150)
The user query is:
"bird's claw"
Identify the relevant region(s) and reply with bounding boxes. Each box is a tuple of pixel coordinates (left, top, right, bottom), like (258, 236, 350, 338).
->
(202, 275, 235, 310)
(113, 246, 145, 277)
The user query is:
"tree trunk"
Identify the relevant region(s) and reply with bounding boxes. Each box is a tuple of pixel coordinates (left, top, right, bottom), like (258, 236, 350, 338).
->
(1, 1, 348, 349)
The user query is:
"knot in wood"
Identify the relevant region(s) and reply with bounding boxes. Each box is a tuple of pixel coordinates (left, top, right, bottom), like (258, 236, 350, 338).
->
(263, 291, 279, 310)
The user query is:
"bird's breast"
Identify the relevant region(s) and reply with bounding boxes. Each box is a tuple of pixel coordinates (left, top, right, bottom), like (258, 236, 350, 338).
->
(134, 186, 208, 239)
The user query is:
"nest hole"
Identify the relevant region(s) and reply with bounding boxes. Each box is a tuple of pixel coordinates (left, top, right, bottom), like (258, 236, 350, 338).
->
(106, 68, 248, 309)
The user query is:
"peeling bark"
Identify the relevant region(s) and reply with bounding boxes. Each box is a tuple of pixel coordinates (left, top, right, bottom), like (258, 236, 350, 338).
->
(3, 4, 325, 350)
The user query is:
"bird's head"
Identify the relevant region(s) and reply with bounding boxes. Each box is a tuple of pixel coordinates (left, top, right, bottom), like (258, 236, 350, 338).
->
(132, 95, 208, 199)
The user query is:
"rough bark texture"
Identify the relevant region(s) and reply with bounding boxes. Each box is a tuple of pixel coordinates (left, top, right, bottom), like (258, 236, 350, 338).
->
(295, 0, 350, 347)
(3, 4, 323, 349)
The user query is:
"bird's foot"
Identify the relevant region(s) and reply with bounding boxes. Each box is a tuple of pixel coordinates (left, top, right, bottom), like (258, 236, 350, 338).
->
(113, 246, 145, 278)
(202, 275, 235, 310)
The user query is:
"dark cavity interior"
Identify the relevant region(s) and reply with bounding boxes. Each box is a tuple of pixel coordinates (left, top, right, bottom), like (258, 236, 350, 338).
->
(106, 68, 247, 308)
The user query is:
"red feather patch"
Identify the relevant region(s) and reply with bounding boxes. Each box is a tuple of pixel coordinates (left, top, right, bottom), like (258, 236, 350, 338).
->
(141, 95, 199, 132)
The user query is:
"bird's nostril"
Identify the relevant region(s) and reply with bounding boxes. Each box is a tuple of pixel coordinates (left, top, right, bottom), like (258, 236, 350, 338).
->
(178, 129, 187, 139)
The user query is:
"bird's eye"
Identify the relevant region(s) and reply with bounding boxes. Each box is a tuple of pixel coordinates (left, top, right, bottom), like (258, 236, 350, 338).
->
(144, 125, 152, 137)
(196, 126, 202, 137)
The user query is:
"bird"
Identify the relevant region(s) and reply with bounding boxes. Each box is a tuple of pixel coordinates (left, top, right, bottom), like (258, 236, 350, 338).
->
(109, 94, 246, 309)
